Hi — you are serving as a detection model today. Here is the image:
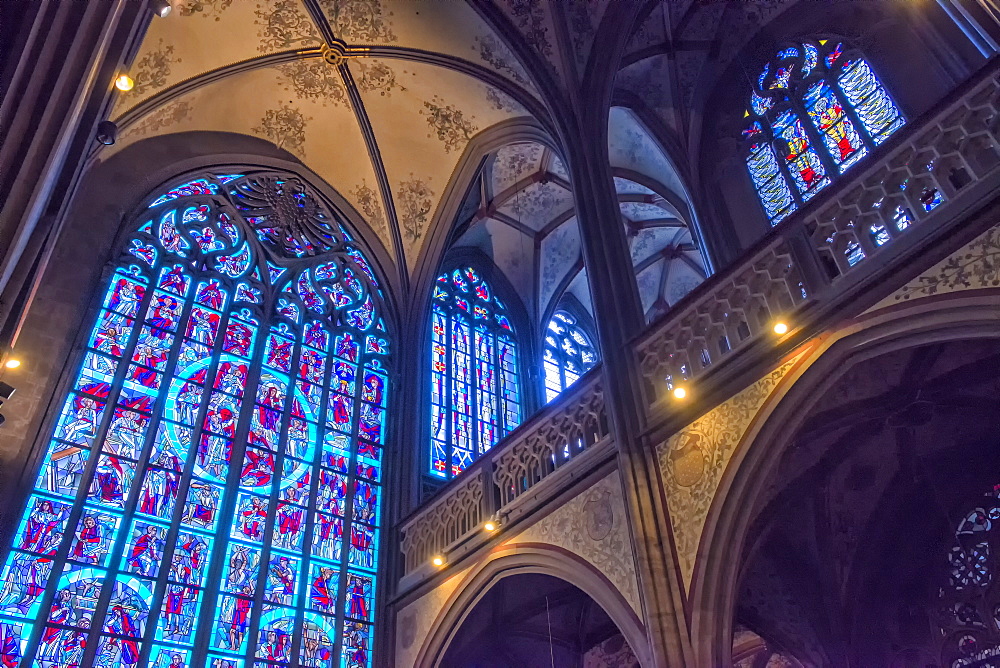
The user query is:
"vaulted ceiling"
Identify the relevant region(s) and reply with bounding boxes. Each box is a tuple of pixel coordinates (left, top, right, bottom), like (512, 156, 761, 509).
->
(100, 0, 797, 317)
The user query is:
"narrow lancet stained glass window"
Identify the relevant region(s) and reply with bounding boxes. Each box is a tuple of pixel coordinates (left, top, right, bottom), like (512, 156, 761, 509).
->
(542, 311, 598, 403)
(743, 39, 904, 225)
(0, 171, 388, 668)
(429, 267, 521, 479)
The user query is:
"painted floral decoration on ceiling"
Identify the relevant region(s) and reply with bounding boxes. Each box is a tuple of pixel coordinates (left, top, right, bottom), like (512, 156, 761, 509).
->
(398, 175, 434, 243)
(255, 0, 320, 53)
(129, 39, 180, 97)
(352, 181, 389, 243)
(320, 0, 397, 43)
(421, 96, 479, 154)
(253, 104, 311, 158)
(177, 0, 233, 20)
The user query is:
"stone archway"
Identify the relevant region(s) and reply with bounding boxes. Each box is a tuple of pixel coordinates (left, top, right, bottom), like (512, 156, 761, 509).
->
(413, 544, 650, 667)
(688, 294, 1000, 666)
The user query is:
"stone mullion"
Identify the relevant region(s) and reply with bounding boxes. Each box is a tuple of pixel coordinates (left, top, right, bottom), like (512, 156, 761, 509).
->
(561, 120, 694, 668)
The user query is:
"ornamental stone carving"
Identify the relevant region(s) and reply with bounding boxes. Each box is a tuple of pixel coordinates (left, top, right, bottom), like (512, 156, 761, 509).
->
(657, 355, 800, 590)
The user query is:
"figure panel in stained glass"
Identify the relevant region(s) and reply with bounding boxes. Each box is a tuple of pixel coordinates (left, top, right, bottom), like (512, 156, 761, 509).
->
(299, 614, 336, 667)
(312, 512, 343, 562)
(122, 519, 167, 578)
(156, 583, 201, 645)
(0, 619, 28, 667)
(233, 493, 269, 544)
(264, 554, 300, 606)
(773, 111, 830, 196)
(67, 507, 120, 566)
(256, 610, 294, 662)
(344, 571, 374, 623)
(239, 447, 275, 493)
(804, 80, 866, 170)
(207, 655, 244, 668)
(213, 595, 254, 653)
(16, 496, 72, 554)
(37, 625, 88, 667)
(342, 621, 372, 668)
(35, 441, 89, 497)
(169, 531, 210, 586)
(272, 499, 306, 552)
(138, 465, 181, 518)
(308, 562, 340, 615)
(150, 645, 192, 668)
(181, 480, 221, 531)
(3, 172, 391, 664)
(49, 565, 105, 629)
(0, 551, 57, 616)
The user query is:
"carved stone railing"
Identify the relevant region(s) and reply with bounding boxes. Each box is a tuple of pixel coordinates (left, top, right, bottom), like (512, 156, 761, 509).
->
(398, 373, 610, 579)
(637, 63, 1000, 406)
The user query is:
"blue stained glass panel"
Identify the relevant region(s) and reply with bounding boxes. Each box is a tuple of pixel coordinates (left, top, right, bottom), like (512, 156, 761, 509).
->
(2, 172, 391, 664)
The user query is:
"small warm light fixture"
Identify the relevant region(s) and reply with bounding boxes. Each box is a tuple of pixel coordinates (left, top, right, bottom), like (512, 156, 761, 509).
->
(773, 321, 789, 335)
(431, 555, 445, 567)
(672, 386, 687, 400)
(115, 74, 134, 92)
(4, 359, 20, 370)
(483, 521, 497, 532)
(152, 0, 172, 17)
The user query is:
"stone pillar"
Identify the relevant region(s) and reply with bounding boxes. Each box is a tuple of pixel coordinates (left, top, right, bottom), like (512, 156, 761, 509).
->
(560, 111, 694, 667)
(0, 0, 151, 347)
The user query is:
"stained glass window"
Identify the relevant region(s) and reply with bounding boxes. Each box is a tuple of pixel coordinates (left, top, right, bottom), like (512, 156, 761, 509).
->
(935, 484, 1000, 666)
(542, 311, 598, 403)
(743, 39, 905, 224)
(0, 171, 388, 668)
(429, 267, 521, 479)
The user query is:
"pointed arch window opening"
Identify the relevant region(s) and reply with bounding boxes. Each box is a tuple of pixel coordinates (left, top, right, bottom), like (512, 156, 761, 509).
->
(0, 171, 388, 668)
(743, 39, 905, 225)
(542, 310, 599, 404)
(429, 267, 522, 479)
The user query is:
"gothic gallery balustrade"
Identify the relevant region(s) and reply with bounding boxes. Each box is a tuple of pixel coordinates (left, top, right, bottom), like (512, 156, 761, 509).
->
(399, 374, 608, 577)
(399, 63, 1000, 583)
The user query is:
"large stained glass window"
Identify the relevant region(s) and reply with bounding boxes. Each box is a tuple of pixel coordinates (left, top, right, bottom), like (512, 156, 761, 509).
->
(429, 267, 521, 479)
(542, 311, 598, 403)
(0, 171, 389, 668)
(743, 40, 905, 224)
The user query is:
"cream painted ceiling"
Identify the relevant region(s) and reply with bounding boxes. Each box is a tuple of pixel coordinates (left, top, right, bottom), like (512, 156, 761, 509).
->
(103, 0, 551, 281)
(102, 0, 712, 327)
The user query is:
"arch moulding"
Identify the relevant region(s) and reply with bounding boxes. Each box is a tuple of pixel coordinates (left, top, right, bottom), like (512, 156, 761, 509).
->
(412, 542, 651, 668)
(687, 291, 1000, 666)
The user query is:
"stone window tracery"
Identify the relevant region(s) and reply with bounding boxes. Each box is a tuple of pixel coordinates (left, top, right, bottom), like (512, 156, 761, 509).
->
(0, 170, 388, 668)
(743, 39, 906, 225)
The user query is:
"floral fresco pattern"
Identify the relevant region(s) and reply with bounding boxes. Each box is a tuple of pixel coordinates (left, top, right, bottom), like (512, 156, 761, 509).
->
(129, 39, 180, 97)
(277, 59, 348, 106)
(884, 222, 1000, 304)
(252, 104, 311, 157)
(397, 176, 434, 244)
(255, 0, 320, 53)
(178, 0, 233, 20)
(514, 474, 641, 614)
(122, 100, 192, 140)
(657, 356, 800, 589)
(320, 0, 397, 43)
(353, 181, 389, 244)
(421, 96, 478, 154)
